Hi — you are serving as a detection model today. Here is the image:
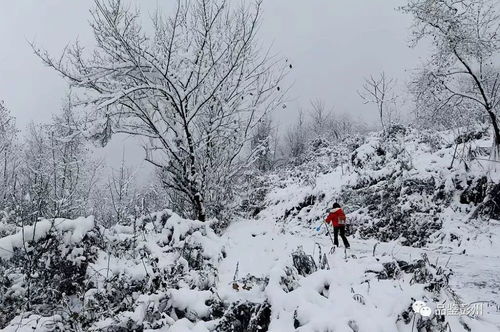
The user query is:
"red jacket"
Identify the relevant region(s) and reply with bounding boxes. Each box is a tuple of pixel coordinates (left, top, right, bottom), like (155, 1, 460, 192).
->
(325, 208, 346, 227)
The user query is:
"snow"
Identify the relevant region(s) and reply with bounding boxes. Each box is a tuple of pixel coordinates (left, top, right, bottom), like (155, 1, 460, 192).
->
(1, 315, 64, 332)
(159, 319, 213, 332)
(2, 128, 500, 331)
(216, 218, 500, 331)
(2, 209, 500, 331)
(210, 127, 500, 331)
(169, 289, 212, 318)
(0, 216, 94, 260)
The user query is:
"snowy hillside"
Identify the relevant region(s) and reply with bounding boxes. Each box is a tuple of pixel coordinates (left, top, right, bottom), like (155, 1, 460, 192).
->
(1, 213, 499, 331)
(1, 126, 499, 331)
(260, 126, 500, 251)
(3, 0, 500, 330)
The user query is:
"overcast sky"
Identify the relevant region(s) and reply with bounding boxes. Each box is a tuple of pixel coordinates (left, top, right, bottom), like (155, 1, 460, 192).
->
(0, 0, 429, 174)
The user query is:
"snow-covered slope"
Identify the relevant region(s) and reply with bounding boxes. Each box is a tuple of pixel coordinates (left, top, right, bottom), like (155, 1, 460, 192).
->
(1, 126, 500, 331)
(260, 126, 500, 251)
(218, 219, 500, 331)
(2, 212, 499, 331)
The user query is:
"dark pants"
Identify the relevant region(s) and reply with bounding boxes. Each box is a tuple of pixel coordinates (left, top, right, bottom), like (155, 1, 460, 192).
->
(334, 226, 350, 248)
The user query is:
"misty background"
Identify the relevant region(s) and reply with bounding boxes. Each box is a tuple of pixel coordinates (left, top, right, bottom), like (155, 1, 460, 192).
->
(0, 0, 429, 178)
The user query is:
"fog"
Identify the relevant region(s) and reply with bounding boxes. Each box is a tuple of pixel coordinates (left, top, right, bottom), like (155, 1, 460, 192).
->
(0, 0, 429, 178)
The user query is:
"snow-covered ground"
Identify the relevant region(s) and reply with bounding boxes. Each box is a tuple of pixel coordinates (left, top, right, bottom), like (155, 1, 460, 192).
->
(217, 218, 500, 331)
(2, 127, 500, 331)
(3, 212, 498, 331)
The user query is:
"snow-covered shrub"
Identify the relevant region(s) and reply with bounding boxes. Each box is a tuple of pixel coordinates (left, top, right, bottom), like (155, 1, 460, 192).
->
(75, 211, 224, 330)
(215, 301, 271, 332)
(460, 176, 489, 205)
(281, 194, 323, 224)
(0, 217, 97, 329)
(365, 253, 452, 292)
(0, 208, 18, 237)
(455, 127, 489, 145)
(279, 266, 300, 293)
(389, 254, 459, 331)
(469, 182, 500, 220)
(232, 274, 269, 293)
(291, 246, 317, 277)
(238, 170, 274, 218)
(0, 211, 228, 331)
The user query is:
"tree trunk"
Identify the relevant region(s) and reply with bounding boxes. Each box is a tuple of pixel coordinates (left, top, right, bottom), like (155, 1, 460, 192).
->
(379, 104, 385, 132)
(3, 150, 7, 202)
(184, 120, 207, 222)
(193, 192, 206, 222)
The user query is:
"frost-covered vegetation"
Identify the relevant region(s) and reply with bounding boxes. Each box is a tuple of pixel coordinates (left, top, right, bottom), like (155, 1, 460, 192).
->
(2, 126, 500, 331)
(2, 0, 500, 331)
(260, 125, 500, 249)
(1, 209, 498, 331)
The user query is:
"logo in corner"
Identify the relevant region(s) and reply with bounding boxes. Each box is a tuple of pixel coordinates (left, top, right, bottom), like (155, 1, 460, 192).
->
(413, 300, 432, 317)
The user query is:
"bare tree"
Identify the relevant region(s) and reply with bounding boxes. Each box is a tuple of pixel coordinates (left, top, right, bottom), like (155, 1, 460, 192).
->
(20, 124, 52, 222)
(0, 101, 19, 208)
(358, 72, 397, 131)
(401, 0, 500, 161)
(286, 110, 308, 160)
(251, 115, 274, 172)
(284, 101, 368, 162)
(48, 102, 98, 218)
(108, 151, 135, 225)
(34, 0, 289, 221)
(309, 99, 337, 139)
(308, 99, 361, 141)
(15, 104, 98, 222)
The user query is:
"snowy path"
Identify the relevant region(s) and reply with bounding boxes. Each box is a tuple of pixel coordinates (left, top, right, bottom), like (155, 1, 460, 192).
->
(217, 219, 500, 330)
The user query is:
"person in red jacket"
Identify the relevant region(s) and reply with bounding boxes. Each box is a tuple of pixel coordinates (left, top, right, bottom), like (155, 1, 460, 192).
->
(325, 202, 350, 249)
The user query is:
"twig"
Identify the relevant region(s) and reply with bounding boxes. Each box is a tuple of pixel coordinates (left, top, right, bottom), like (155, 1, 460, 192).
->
(232, 261, 239, 282)
(372, 242, 379, 257)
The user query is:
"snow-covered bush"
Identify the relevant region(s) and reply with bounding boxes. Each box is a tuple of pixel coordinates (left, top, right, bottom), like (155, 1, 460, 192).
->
(77, 211, 224, 330)
(0, 208, 18, 238)
(0, 211, 226, 330)
(0, 217, 97, 329)
(215, 301, 271, 332)
(238, 170, 274, 219)
(291, 246, 318, 277)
